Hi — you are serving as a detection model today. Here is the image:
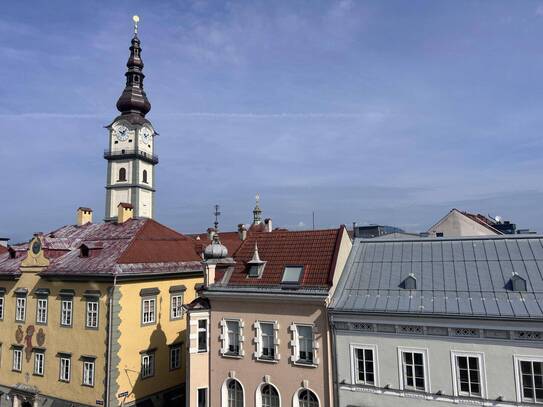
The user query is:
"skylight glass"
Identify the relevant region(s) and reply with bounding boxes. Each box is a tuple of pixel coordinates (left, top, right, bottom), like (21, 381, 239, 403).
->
(282, 266, 303, 284)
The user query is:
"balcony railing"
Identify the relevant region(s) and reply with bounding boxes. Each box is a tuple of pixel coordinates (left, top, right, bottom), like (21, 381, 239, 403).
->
(104, 149, 159, 164)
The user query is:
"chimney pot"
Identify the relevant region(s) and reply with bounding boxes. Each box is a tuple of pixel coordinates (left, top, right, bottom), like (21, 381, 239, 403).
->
(76, 207, 93, 226)
(117, 203, 134, 223)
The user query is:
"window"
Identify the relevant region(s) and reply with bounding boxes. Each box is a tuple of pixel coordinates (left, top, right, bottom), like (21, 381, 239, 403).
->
(226, 320, 241, 356)
(60, 356, 71, 382)
(261, 384, 279, 407)
(259, 322, 275, 360)
(142, 297, 156, 325)
(37, 298, 48, 324)
(34, 352, 45, 376)
(297, 325, 314, 364)
(170, 344, 181, 370)
(86, 300, 99, 328)
(198, 320, 208, 352)
(352, 346, 376, 385)
(227, 379, 243, 407)
(281, 266, 303, 284)
(118, 168, 127, 182)
(0, 295, 4, 320)
(436, 232, 444, 237)
(452, 353, 484, 397)
(15, 296, 26, 322)
(518, 359, 543, 403)
(399, 349, 427, 391)
(298, 389, 319, 407)
(197, 388, 208, 407)
(142, 170, 148, 184)
(12, 348, 22, 372)
(61, 299, 73, 326)
(141, 352, 155, 379)
(83, 360, 95, 386)
(170, 294, 183, 320)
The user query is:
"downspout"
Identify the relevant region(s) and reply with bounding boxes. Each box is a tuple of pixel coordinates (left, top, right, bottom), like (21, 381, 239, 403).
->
(330, 313, 340, 407)
(106, 275, 117, 407)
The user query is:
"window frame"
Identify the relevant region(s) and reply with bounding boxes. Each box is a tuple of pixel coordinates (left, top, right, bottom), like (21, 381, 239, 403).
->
(0, 295, 4, 320)
(141, 352, 155, 379)
(82, 359, 95, 387)
(141, 296, 156, 325)
(223, 378, 244, 407)
(350, 344, 378, 387)
(198, 319, 208, 353)
(36, 297, 48, 325)
(170, 293, 184, 320)
(397, 347, 430, 393)
(60, 297, 73, 327)
(514, 355, 543, 404)
(12, 347, 23, 372)
(221, 318, 244, 357)
(255, 320, 279, 362)
(59, 356, 71, 382)
(450, 351, 486, 398)
(15, 296, 26, 322)
(197, 387, 208, 407)
(34, 351, 45, 376)
(86, 299, 99, 329)
(281, 265, 304, 285)
(291, 323, 318, 366)
(169, 344, 182, 370)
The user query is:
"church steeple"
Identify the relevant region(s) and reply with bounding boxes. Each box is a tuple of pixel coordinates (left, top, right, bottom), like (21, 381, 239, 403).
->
(116, 17, 151, 118)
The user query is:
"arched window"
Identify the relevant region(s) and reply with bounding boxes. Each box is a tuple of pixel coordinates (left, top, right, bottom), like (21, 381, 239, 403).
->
(261, 384, 279, 407)
(142, 170, 148, 184)
(227, 379, 243, 407)
(298, 390, 318, 407)
(118, 168, 127, 182)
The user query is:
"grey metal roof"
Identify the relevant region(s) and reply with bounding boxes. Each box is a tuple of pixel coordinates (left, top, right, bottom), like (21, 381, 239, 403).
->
(330, 235, 543, 319)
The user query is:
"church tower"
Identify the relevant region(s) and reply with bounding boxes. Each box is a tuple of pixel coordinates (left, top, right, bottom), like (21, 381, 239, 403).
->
(104, 16, 157, 221)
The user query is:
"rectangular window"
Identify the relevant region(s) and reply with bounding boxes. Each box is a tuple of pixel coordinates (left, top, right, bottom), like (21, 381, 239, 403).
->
(0, 296, 4, 320)
(141, 353, 155, 379)
(86, 301, 99, 328)
(15, 297, 26, 322)
(226, 320, 240, 355)
(297, 325, 314, 363)
(142, 298, 156, 325)
(353, 347, 376, 385)
(170, 345, 181, 370)
(12, 348, 22, 372)
(282, 266, 303, 284)
(198, 320, 208, 353)
(170, 294, 183, 320)
(37, 298, 48, 324)
(197, 388, 208, 407)
(260, 322, 275, 359)
(454, 354, 482, 397)
(61, 299, 73, 326)
(83, 360, 95, 386)
(34, 352, 45, 376)
(400, 350, 426, 391)
(60, 357, 71, 382)
(519, 359, 543, 403)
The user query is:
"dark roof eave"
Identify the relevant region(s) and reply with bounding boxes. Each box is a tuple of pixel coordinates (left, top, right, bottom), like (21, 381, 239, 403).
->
(204, 287, 328, 301)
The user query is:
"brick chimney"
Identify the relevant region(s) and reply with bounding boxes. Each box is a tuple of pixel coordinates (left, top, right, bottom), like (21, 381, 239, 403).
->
(238, 224, 247, 241)
(117, 203, 134, 224)
(264, 218, 273, 233)
(76, 207, 93, 226)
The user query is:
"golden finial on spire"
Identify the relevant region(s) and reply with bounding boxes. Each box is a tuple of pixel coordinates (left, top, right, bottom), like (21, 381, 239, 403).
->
(132, 15, 140, 35)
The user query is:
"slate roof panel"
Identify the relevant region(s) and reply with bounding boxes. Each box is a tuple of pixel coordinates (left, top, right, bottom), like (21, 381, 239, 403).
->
(331, 235, 543, 319)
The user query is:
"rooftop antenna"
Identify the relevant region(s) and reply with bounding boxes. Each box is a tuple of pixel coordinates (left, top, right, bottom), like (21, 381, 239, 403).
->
(312, 211, 315, 230)
(213, 204, 221, 232)
(132, 15, 140, 35)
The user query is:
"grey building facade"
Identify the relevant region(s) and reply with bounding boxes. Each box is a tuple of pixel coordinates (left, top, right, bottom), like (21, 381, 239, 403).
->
(330, 236, 543, 406)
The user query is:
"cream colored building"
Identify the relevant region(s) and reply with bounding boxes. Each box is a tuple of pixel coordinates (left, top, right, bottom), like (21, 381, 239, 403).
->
(427, 209, 502, 237)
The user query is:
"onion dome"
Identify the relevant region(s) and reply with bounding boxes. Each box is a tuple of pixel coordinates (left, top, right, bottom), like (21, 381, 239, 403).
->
(204, 233, 228, 260)
(115, 30, 151, 117)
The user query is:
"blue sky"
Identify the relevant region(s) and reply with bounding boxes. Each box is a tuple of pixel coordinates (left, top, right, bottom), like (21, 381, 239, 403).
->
(1, 0, 543, 242)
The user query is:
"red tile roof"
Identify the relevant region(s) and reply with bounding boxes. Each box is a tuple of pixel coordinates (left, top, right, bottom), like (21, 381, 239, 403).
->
(190, 232, 243, 258)
(222, 226, 347, 288)
(0, 219, 203, 278)
(0, 246, 7, 255)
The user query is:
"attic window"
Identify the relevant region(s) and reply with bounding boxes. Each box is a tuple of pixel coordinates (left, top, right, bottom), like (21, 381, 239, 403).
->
(80, 245, 90, 258)
(511, 273, 527, 292)
(281, 266, 304, 284)
(8, 248, 16, 259)
(403, 273, 417, 290)
(248, 264, 264, 278)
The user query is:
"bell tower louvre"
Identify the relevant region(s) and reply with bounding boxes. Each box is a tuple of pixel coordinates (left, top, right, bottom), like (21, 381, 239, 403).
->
(104, 16, 157, 221)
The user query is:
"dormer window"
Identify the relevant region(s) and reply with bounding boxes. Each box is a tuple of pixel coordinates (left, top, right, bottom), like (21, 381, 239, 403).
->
(8, 247, 16, 259)
(248, 264, 264, 278)
(281, 266, 304, 285)
(246, 243, 266, 278)
(80, 245, 90, 258)
(511, 273, 527, 292)
(403, 273, 417, 290)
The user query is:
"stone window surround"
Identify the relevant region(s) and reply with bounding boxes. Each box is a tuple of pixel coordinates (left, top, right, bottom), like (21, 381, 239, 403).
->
(450, 350, 487, 399)
(254, 320, 281, 362)
(397, 347, 430, 393)
(289, 323, 320, 367)
(220, 318, 245, 358)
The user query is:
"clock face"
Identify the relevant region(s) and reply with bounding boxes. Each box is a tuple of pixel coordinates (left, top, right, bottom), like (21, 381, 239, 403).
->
(140, 127, 152, 144)
(114, 125, 129, 141)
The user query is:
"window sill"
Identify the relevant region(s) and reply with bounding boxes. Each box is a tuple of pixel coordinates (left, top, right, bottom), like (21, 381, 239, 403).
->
(82, 383, 95, 388)
(197, 349, 208, 354)
(293, 360, 318, 368)
(256, 357, 279, 364)
(221, 353, 243, 359)
(33, 373, 44, 377)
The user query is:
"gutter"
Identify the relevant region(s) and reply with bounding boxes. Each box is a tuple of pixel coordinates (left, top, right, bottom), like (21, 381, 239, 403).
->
(204, 289, 328, 302)
(105, 275, 117, 407)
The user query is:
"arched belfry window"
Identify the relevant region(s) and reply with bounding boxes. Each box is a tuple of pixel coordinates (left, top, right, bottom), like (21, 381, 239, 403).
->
(298, 389, 318, 407)
(226, 379, 243, 407)
(142, 170, 148, 184)
(261, 384, 279, 407)
(118, 168, 127, 182)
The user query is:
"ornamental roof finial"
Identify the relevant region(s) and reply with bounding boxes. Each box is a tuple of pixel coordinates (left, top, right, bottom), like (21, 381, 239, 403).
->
(253, 193, 262, 225)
